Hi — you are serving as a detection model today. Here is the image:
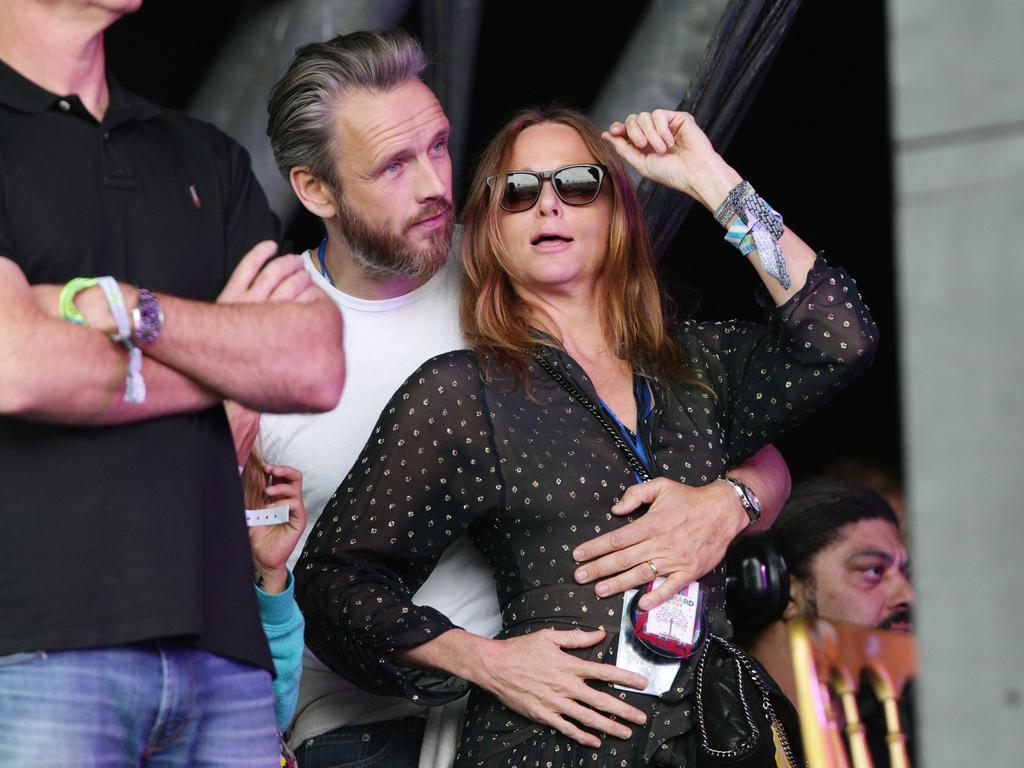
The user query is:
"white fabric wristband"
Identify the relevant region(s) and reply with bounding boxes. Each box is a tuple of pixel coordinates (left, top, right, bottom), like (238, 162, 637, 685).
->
(96, 276, 146, 404)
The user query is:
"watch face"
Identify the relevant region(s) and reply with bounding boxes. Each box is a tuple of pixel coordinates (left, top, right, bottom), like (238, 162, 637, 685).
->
(746, 487, 762, 514)
(729, 478, 760, 518)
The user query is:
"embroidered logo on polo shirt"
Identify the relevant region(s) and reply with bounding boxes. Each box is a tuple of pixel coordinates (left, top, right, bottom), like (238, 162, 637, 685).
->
(189, 184, 202, 209)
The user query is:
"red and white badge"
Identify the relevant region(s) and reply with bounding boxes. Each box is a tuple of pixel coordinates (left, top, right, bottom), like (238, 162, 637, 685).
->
(629, 578, 704, 658)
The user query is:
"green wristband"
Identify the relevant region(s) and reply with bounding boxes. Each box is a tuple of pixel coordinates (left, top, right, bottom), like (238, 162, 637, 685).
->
(59, 277, 98, 324)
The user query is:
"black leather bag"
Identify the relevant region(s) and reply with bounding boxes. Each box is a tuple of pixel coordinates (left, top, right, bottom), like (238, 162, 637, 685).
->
(694, 634, 804, 767)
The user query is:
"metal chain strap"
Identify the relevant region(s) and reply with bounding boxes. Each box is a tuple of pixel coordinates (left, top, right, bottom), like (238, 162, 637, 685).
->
(695, 634, 804, 768)
(695, 637, 760, 757)
(530, 352, 652, 482)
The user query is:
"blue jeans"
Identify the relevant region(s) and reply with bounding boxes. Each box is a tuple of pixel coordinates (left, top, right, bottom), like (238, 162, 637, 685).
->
(293, 717, 425, 768)
(0, 642, 278, 767)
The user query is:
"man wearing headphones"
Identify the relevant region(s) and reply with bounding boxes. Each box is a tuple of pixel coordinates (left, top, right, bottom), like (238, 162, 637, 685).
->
(730, 477, 913, 701)
(727, 477, 914, 765)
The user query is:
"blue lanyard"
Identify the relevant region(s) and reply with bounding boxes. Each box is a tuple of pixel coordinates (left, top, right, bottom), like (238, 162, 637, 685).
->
(316, 237, 334, 287)
(600, 378, 654, 483)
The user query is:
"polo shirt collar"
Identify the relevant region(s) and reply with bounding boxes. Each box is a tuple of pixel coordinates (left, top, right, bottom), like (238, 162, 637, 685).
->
(105, 74, 161, 127)
(0, 56, 161, 125)
(0, 57, 54, 114)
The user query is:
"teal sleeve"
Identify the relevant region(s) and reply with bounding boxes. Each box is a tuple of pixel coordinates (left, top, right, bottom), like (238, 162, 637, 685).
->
(256, 569, 304, 731)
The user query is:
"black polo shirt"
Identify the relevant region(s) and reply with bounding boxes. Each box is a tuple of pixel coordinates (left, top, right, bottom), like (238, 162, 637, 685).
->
(0, 58, 278, 673)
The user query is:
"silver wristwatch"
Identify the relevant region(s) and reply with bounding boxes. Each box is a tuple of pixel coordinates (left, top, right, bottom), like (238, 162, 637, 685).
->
(723, 475, 762, 529)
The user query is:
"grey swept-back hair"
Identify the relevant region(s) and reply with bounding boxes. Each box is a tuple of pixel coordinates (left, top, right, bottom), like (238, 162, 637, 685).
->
(267, 29, 428, 193)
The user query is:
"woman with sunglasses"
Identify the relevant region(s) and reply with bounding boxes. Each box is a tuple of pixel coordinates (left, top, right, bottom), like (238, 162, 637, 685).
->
(296, 106, 877, 766)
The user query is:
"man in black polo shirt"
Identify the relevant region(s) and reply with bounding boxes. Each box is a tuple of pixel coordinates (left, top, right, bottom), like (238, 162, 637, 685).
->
(0, 1, 344, 765)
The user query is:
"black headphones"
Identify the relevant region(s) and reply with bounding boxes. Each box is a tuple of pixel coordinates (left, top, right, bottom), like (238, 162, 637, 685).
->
(724, 535, 790, 630)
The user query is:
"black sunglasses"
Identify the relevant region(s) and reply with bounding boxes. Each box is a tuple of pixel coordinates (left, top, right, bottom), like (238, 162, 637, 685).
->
(486, 163, 608, 213)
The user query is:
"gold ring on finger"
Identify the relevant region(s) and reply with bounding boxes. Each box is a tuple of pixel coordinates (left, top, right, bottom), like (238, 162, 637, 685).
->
(646, 560, 658, 578)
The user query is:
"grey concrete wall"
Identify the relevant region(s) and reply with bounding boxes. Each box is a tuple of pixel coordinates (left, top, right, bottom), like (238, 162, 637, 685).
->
(888, 2, 1024, 764)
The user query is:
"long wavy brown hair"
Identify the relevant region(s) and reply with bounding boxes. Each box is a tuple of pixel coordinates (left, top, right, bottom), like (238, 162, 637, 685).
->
(460, 106, 695, 386)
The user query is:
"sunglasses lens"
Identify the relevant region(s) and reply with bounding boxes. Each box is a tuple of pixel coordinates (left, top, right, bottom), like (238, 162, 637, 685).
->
(553, 165, 603, 205)
(494, 165, 605, 212)
(501, 173, 541, 212)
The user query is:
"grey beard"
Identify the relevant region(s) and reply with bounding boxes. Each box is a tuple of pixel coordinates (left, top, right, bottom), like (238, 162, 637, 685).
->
(337, 194, 453, 281)
(349, 241, 436, 280)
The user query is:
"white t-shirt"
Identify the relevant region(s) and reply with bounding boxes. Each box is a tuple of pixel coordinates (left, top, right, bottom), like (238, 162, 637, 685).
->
(260, 248, 501, 742)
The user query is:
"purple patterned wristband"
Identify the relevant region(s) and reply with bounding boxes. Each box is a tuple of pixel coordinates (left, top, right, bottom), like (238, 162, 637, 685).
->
(131, 288, 164, 343)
